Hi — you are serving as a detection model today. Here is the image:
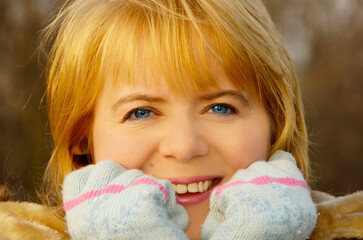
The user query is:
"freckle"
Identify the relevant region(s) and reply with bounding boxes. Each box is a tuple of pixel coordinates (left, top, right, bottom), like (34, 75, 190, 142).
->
(148, 163, 154, 168)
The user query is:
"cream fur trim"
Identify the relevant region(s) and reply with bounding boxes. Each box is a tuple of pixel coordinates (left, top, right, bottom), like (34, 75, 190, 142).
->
(0, 201, 69, 240)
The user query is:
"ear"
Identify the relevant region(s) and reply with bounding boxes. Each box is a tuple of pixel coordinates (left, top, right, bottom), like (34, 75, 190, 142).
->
(71, 138, 92, 167)
(70, 138, 89, 155)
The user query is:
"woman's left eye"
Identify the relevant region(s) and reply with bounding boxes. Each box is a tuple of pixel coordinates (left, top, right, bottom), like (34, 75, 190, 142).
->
(207, 104, 237, 115)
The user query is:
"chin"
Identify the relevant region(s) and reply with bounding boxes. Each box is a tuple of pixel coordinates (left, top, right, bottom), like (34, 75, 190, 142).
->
(184, 200, 210, 239)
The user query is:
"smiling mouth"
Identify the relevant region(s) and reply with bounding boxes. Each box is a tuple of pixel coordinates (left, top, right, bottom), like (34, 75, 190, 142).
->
(172, 178, 222, 194)
(168, 177, 222, 205)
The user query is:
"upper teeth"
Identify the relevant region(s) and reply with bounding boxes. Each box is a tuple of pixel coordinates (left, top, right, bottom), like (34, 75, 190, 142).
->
(172, 180, 212, 194)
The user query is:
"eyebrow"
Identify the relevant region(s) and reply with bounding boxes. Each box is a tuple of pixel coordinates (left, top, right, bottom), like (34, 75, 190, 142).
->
(112, 94, 166, 112)
(199, 90, 249, 106)
(112, 90, 249, 112)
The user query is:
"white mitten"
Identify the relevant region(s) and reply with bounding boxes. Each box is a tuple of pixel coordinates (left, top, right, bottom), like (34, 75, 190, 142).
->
(202, 151, 317, 240)
(63, 160, 189, 240)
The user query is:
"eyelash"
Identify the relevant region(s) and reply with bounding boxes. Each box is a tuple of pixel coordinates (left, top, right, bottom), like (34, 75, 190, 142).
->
(123, 103, 238, 122)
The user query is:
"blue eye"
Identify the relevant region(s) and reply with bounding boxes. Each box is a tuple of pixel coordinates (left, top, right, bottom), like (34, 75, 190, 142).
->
(212, 105, 228, 114)
(134, 109, 150, 118)
(209, 104, 237, 115)
(124, 108, 154, 121)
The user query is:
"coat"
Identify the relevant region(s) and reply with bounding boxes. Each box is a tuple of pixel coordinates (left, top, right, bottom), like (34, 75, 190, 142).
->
(0, 185, 362, 240)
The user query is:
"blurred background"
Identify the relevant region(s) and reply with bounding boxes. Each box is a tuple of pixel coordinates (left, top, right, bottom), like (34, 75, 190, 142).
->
(0, 0, 362, 201)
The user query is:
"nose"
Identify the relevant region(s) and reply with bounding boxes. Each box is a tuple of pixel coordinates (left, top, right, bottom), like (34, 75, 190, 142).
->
(158, 116, 208, 163)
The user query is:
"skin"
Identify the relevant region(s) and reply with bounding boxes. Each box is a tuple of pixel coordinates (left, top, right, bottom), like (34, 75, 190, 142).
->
(92, 62, 271, 239)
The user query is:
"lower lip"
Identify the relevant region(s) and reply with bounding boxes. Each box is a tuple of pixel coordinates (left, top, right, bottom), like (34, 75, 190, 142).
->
(175, 186, 216, 206)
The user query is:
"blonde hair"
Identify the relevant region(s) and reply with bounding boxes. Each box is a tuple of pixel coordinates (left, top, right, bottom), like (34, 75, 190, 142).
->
(41, 0, 309, 215)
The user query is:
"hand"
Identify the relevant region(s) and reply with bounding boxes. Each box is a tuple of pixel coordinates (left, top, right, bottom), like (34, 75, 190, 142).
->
(62, 160, 189, 240)
(201, 151, 317, 240)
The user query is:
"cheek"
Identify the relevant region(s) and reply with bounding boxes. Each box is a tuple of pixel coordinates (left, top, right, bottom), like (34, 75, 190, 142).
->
(92, 130, 155, 169)
(229, 137, 270, 168)
(212, 122, 271, 169)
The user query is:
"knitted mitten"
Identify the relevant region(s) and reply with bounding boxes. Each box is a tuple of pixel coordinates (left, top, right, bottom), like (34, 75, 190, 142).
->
(62, 160, 189, 240)
(201, 151, 317, 240)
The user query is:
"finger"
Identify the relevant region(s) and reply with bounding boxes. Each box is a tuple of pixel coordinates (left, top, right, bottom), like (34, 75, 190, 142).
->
(166, 202, 189, 232)
(201, 203, 224, 240)
(62, 164, 94, 203)
(83, 160, 127, 190)
(267, 151, 303, 177)
(109, 169, 148, 186)
(164, 182, 189, 231)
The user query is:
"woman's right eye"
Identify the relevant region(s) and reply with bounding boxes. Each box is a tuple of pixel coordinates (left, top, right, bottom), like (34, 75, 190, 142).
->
(123, 107, 156, 121)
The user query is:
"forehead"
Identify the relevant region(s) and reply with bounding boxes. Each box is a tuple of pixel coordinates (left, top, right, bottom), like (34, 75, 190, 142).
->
(102, 54, 246, 99)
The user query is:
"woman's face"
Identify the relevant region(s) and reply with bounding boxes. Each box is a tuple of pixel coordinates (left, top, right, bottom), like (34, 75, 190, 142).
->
(92, 63, 271, 239)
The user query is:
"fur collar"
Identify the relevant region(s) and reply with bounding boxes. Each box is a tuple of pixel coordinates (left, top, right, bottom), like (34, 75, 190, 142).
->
(310, 190, 363, 240)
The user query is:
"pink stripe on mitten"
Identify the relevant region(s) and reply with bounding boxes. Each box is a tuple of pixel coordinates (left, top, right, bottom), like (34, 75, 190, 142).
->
(64, 177, 169, 211)
(215, 176, 307, 197)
